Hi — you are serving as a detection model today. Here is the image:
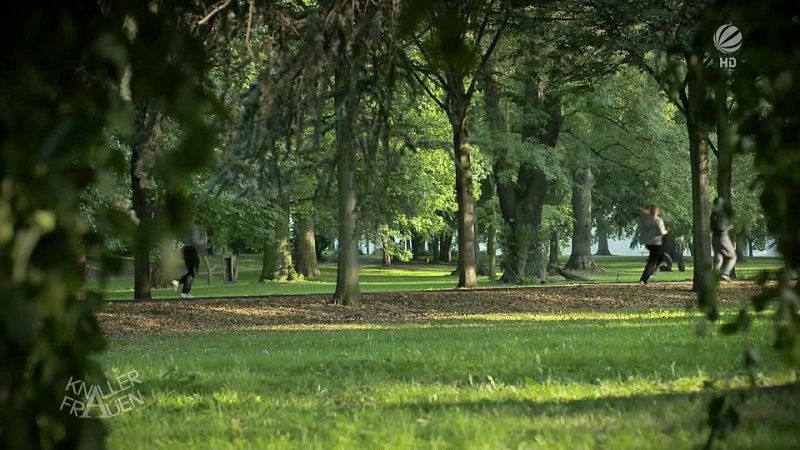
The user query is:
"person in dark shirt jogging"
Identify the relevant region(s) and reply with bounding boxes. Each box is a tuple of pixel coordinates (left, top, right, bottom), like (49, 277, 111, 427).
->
(172, 220, 206, 298)
(638, 204, 668, 286)
(711, 197, 737, 282)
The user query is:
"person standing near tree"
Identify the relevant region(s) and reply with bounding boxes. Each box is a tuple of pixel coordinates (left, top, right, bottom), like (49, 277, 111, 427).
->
(172, 217, 206, 298)
(710, 197, 737, 282)
(638, 204, 668, 286)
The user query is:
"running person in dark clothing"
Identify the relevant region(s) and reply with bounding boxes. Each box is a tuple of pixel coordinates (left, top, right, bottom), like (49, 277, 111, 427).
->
(639, 204, 668, 286)
(711, 197, 737, 281)
(172, 220, 206, 298)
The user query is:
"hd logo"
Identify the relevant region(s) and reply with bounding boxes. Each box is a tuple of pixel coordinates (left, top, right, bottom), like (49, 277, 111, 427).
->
(714, 24, 742, 69)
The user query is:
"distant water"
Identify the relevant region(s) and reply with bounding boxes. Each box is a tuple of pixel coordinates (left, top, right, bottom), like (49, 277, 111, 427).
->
(564, 237, 780, 257)
(360, 237, 780, 257)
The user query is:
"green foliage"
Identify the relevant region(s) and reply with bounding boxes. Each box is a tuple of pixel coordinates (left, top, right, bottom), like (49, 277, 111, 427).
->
(0, 2, 218, 448)
(560, 67, 692, 243)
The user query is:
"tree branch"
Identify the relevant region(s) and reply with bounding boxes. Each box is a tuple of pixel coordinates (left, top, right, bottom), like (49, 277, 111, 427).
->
(466, 9, 509, 100)
(198, 0, 232, 26)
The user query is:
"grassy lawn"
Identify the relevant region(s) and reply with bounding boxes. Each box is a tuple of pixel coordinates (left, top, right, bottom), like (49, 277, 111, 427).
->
(102, 308, 799, 449)
(95, 255, 783, 301)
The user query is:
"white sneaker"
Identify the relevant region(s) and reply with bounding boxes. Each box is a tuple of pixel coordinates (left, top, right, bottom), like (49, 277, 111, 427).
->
(720, 274, 732, 282)
(180, 293, 193, 299)
(171, 280, 180, 291)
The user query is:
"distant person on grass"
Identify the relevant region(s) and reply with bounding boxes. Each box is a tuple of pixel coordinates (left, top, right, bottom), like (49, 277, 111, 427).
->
(172, 219, 206, 298)
(638, 204, 668, 286)
(711, 197, 737, 282)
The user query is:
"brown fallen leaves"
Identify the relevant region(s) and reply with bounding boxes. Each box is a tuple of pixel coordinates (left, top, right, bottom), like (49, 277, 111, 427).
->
(98, 282, 762, 337)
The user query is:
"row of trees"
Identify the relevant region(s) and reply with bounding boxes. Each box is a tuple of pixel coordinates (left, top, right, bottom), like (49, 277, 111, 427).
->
(81, 0, 772, 303)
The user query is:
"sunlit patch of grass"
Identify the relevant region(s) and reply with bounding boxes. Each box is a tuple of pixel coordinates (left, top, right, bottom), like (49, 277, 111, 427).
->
(102, 312, 799, 450)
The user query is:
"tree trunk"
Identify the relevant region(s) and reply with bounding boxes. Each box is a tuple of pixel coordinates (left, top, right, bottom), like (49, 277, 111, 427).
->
(663, 234, 687, 272)
(431, 235, 440, 264)
(332, 39, 361, 305)
(487, 205, 497, 281)
(686, 51, 713, 293)
(380, 228, 392, 267)
(566, 167, 597, 270)
(295, 212, 320, 278)
(131, 105, 154, 301)
(737, 233, 749, 262)
(595, 218, 612, 256)
(716, 77, 733, 205)
(474, 198, 485, 276)
(260, 200, 296, 281)
(451, 105, 478, 288)
(203, 254, 214, 286)
(549, 229, 560, 267)
(411, 233, 424, 260)
(439, 234, 452, 263)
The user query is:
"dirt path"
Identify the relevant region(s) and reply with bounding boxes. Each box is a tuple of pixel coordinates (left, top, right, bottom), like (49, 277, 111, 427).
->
(97, 282, 765, 337)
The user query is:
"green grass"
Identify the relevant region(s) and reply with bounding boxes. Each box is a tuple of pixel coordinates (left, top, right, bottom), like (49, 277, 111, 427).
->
(102, 310, 799, 449)
(95, 255, 783, 300)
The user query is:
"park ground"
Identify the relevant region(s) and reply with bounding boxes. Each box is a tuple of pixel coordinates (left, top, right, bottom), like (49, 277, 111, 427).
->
(96, 254, 782, 300)
(96, 256, 799, 449)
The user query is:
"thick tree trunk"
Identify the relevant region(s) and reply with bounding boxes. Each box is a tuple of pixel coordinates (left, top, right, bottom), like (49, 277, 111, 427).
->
(260, 201, 297, 281)
(549, 229, 560, 267)
(687, 51, 713, 293)
(566, 167, 598, 270)
(451, 107, 478, 288)
(295, 212, 320, 278)
(439, 234, 452, 263)
(332, 40, 361, 305)
(595, 218, 612, 256)
(131, 105, 154, 301)
(737, 233, 749, 262)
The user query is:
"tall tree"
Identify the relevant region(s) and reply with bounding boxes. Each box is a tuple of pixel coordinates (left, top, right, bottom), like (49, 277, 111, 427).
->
(331, 19, 362, 305)
(401, 0, 508, 288)
(592, 0, 716, 291)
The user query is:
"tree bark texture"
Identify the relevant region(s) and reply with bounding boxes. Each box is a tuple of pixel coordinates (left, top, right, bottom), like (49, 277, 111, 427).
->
(451, 97, 478, 288)
(485, 72, 560, 283)
(130, 104, 162, 301)
(595, 218, 612, 256)
(295, 212, 320, 278)
(565, 167, 597, 270)
(439, 233, 452, 263)
(332, 37, 361, 305)
(549, 229, 560, 267)
(260, 200, 297, 282)
(686, 51, 713, 293)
